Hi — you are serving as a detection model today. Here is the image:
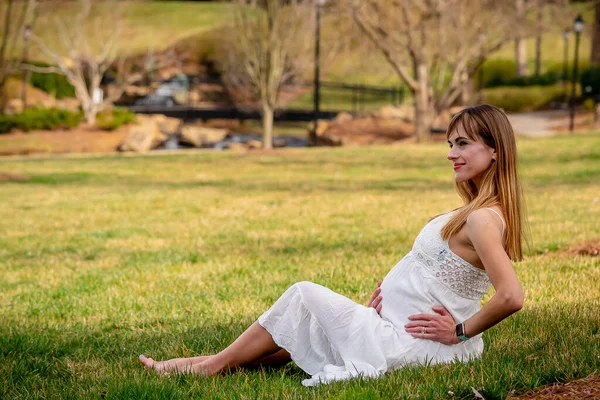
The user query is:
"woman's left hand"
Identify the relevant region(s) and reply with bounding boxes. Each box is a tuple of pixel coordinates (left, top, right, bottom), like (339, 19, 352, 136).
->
(404, 306, 460, 345)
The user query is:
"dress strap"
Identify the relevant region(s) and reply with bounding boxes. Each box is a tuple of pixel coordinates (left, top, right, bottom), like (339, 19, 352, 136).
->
(483, 208, 505, 236)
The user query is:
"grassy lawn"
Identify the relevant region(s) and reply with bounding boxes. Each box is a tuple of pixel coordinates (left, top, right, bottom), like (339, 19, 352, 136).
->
(27, 1, 231, 60)
(1, 133, 599, 399)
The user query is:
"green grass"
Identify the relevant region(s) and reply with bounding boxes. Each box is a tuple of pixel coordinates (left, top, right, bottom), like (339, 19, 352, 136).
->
(1, 133, 599, 399)
(27, 1, 231, 60)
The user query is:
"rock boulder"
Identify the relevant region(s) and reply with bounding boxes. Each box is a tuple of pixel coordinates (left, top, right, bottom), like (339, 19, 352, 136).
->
(118, 115, 172, 152)
(180, 125, 229, 147)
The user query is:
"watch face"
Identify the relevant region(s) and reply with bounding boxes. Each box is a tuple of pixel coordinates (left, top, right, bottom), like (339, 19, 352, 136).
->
(456, 323, 464, 337)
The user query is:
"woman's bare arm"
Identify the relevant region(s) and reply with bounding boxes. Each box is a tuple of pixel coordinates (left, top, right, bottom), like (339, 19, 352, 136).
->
(459, 208, 524, 338)
(405, 209, 523, 344)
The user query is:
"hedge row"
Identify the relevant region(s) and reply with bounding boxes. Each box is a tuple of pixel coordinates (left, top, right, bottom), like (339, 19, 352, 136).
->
(481, 83, 567, 112)
(476, 59, 591, 89)
(0, 108, 82, 134)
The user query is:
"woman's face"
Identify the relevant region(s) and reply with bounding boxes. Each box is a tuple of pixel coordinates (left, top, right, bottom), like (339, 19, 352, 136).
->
(447, 126, 496, 188)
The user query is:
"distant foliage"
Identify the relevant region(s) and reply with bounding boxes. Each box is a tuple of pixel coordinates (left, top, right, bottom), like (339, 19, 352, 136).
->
(477, 59, 563, 88)
(0, 115, 17, 134)
(579, 65, 600, 98)
(477, 59, 518, 88)
(28, 62, 76, 99)
(482, 84, 566, 112)
(0, 108, 82, 133)
(96, 108, 136, 131)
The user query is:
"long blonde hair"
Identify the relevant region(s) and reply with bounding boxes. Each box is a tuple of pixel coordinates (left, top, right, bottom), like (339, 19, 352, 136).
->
(440, 104, 527, 261)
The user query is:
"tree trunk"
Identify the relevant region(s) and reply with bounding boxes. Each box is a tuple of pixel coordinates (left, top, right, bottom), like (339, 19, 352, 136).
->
(460, 76, 474, 105)
(414, 62, 434, 142)
(82, 99, 97, 125)
(262, 103, 273, 149)
(515, 0, 528, 76)
(592, 0, 600, 64)
(534, 3, 543, 76)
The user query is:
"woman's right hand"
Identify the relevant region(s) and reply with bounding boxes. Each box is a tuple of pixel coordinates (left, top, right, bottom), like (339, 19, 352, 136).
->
(367, 280, 383, 316)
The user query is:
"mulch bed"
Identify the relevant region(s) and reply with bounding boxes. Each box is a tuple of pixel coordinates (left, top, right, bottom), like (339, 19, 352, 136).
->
(508, 375, 600, 399)
(0, 173, 30, 181)
(568, 239, 600, 257)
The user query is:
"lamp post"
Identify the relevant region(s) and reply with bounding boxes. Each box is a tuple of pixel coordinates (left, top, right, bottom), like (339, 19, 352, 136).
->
(562, 29, 570, 104)
(20, 25, 32, 106)
(311, 0, 325, 147)
(569, 14, 584, 132)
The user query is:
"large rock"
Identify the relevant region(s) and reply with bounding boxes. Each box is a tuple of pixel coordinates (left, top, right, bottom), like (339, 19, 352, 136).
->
(4, 98, 24, 115)
(180, 125, 229, 147)
(306, 119, 345, 146)
(118, 115, 173, 152)
(307, 120, 329, 136)
(247, 139, 262, 149)
(154, 115, 181, 135)
(335, 112, 353, 124)
(317, 132, 344, 146)
(373, 105, 414, 121)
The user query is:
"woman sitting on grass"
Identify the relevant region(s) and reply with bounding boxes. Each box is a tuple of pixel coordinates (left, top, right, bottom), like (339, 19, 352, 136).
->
(139, 104, 527, 386)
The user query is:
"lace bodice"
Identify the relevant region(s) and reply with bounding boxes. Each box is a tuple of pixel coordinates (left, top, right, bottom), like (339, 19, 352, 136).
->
(410, 212, 491, 300)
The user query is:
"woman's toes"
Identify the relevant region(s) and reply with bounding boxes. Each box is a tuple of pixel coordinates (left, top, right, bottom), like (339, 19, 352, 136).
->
(139, 355, 155, 370)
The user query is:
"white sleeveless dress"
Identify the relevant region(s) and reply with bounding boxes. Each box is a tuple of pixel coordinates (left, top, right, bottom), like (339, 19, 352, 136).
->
(258, 210, 501, 386)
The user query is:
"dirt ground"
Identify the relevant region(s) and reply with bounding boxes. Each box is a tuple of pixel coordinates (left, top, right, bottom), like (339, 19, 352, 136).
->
(0, 124, 132, 156)
(508, 375, 600, 400)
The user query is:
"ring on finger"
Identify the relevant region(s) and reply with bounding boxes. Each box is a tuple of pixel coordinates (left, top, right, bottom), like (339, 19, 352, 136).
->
(421, 327, 427, 334)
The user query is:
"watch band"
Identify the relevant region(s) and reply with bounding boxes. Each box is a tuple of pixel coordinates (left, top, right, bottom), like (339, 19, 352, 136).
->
(455, 322, 470, 342)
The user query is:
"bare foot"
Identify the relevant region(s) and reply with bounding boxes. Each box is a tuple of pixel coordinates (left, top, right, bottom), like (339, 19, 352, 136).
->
(190, 359, 220, 376)
(139, 354, 212, 374)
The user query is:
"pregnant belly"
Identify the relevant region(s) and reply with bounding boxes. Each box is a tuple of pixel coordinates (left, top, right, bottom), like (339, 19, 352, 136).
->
(379, 261, 435, 327)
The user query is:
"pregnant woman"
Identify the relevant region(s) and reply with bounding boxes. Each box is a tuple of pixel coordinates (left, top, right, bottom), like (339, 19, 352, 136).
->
(139, 104, 526, 386)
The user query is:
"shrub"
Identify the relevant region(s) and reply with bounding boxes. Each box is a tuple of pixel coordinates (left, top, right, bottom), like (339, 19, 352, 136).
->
(476, 59, 518, 88)
(481, 84, 566, 112)
(96, 107, 136, 131)
(546, 60, 591, 82)
(28, 62, 76, 99)
(7, 108, 82, 132)
(580, 65, 600, 98)
(477, 60, 569, 89)
(0, 115, 17, 134)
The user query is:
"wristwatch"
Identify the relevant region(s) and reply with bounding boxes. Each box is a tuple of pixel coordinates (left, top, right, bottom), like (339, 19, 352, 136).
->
(455, 322, 470, 342)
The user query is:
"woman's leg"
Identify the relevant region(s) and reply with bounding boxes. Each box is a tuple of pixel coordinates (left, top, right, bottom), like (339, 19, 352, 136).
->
(198, 321, 281, 375)
(139, 349, 291, 374)
(139, 321, 285, 375)
(246, 349, 291, 369)
(139, 355, 212, 374)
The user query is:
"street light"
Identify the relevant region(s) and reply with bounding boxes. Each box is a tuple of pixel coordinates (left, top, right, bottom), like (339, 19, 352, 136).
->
(311, 0, 325, 147)
(569, 14, 584, 132)
(20, 25, 32, 106)
(562, 29, 570, 104)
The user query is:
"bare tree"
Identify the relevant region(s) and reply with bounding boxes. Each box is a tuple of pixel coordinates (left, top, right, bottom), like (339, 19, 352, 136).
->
(351, 0, 516, 142)
(531, 0, 572, 77)
(220, 0, 312, 149)
(26, 0, 127, 124)
(0, 0, 38, 105)
(534, 0, 544, 76)
(515, 0, 529, 77)
(592, 0, 600, 64)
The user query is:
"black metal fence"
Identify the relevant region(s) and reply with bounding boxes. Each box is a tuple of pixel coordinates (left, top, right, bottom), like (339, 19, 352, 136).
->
(127, 75, 406, 120)
(315, 81, 406, 113)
